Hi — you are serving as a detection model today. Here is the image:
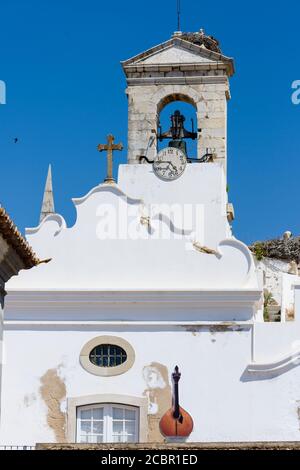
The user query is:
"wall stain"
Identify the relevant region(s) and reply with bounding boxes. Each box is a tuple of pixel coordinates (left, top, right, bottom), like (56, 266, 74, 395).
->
(40, 367, 66, 442)
(24, 392, 36, 407)
(286, 307, 295, 322)
(183, 326, 203, 336)
(209, 324, 244, 334)
(143, 362, 172, 442)
(297, 402, 300, 430)
(181, 324, 245, 336)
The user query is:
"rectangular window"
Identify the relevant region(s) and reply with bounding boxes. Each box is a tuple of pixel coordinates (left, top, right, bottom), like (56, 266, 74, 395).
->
(77, 404, 139, 443)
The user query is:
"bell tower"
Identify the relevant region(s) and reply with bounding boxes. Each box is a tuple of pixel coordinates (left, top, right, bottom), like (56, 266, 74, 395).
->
(122, 30, 234, 173)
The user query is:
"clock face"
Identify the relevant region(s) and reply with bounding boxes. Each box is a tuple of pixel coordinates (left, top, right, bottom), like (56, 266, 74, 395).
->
(153, 147, 187, 181)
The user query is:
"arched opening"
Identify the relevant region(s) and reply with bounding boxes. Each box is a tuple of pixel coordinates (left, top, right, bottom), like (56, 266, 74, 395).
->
(157, 94, 198, 159)
(157, 93, 197, 113)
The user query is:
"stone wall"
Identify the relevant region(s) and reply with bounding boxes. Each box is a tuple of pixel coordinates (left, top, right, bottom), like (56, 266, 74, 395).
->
(126, 82, 228, 169)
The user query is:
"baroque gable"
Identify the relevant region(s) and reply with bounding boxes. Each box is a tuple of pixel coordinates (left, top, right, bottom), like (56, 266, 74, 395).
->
(7, 167, 258, 292)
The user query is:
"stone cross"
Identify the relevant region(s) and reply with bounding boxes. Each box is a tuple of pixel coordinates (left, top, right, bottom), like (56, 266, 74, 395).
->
(97, 134, 123, 183)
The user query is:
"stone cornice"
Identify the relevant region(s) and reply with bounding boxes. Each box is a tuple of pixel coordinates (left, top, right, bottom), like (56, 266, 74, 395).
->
(4, 320, 253, 328)
(35, 442, 300, 450)
(5, 288, 262, 310)
(124, 62, 229, 73)
(122, 37, 234, 76)
(126, 75, 229, 87)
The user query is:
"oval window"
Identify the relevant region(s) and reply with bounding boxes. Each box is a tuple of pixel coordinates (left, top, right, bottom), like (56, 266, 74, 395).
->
(89, 344, 127, 368)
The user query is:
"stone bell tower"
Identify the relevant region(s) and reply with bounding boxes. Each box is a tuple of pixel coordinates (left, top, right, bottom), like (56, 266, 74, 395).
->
(122, 30, 234, 172)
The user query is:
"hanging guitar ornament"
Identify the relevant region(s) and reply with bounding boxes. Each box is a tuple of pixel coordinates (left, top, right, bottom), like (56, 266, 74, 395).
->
(159, 366, 194, 438)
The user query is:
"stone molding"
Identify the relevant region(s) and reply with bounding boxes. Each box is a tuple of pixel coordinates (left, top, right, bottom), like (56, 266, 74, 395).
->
(5, 289, 262, 310)
(247, 348, 300, 377)
(26, 213, 67, 236)
(37, 441, 300, 450)
(79, 335, 135, 377)
(121, 37, 234, 76)
(66, 394, 148, 443)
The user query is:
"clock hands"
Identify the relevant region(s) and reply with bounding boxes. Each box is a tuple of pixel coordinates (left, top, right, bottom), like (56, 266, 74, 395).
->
(153, 148, 187, 181)
(155, 160, 177, 170)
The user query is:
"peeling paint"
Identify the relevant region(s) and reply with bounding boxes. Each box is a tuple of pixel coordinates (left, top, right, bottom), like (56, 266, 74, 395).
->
(143, 362, 172, 442)
(183, 326, 202, 336)
(209, 323, 244, 334)
(40, 368, 66, 442)
(182, 324, 245, 338)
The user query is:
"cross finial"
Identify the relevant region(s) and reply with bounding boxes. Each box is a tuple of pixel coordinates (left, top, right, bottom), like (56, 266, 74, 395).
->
(97, 134, 123, 184)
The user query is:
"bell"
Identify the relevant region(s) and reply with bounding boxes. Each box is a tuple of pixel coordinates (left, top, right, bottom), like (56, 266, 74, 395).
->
(158, 110, 197, 159)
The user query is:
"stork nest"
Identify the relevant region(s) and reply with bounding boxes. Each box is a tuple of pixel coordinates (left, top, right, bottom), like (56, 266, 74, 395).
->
(181, 31, 222, 54)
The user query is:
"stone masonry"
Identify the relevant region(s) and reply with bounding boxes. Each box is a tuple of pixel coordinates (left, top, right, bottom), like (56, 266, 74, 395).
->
(121, 34, 234, 173)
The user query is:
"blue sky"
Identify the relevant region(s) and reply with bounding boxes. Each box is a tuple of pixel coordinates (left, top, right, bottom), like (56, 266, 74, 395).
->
(0, 0, 299, 244)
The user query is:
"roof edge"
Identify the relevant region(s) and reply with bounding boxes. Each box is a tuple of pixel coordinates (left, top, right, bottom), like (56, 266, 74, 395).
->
(121, 37, 234, 76)
(0, 207, 40, 269)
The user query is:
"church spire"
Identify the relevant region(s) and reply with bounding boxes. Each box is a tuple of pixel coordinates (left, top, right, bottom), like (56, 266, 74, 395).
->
(39, 164, 55, 223)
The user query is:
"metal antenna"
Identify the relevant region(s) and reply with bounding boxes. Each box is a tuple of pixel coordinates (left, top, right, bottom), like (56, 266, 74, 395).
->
(177, 0, 181, 31)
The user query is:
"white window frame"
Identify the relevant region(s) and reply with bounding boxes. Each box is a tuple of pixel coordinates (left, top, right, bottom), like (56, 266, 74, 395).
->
(67, 394, 148, 443)
(76, 403, 139, 443)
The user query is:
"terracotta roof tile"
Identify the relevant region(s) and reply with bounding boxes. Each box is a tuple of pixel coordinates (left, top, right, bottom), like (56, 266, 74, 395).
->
(0, 207, 40, 269)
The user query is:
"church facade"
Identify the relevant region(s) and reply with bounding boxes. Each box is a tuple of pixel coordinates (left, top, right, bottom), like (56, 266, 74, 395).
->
(1, 31, 300, 447)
